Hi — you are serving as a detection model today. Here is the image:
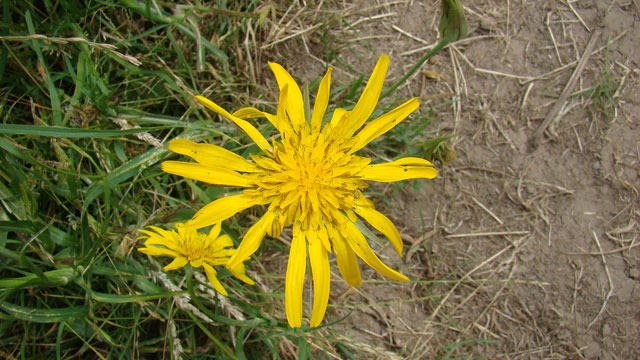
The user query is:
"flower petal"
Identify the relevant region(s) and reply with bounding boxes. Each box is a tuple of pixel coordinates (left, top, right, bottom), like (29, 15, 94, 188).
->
(317, 224, 331, 253)
(309, 237, 331, 327)
(195, 95, 273, 154)
(232, 107, 281, 132)
(138, 245, 180, 258)
(213, 233, 233, 250)
(268, 62, 306, 132)
(139, 227, 184, 253)
(358, 157, 437, 182)
(139, 227, 177, 243)
(343, 54, 390, 137)
(354, 204, 403, 256)
(311, 67, 332, 132)
(190, 259, 204, 268)
(208, 222, 223, 242)
(352, 97, 420, 152)
(275, 84, 296, 136)
(168, 139, 258, 173)
(163, 256, 188, 271)
(329, 108, 348, 128)
(228, 262, 255, 285)
(162, 161, 255, 187)
(203, 263, 228, 296)
(343, 220, 409, 282)
(285, 225, 307, 328)
(327, 225, 362, 286)
(185, 193, 261, 230)
(226, 212, 274, 270)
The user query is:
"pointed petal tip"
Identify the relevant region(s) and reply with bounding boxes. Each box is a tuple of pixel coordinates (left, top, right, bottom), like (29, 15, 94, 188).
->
(239, 276, 255, 285)
(194, 95, 209, 105)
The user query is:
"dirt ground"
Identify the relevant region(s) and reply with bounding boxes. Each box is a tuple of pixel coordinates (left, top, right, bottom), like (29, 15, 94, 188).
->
(257, 1, 639, 358)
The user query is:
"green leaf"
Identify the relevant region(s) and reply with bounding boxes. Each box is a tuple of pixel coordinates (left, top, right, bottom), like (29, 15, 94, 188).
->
(0, 124, 166, 138)
(82, 146, 167, 214)
(0, 301, 89, 323)
(0, 268, 76, 289)
(75, 278, 185, 303)
(0, 220, 36, 234)
(25, 10, 62, 125)
(296, 336, 311, 360)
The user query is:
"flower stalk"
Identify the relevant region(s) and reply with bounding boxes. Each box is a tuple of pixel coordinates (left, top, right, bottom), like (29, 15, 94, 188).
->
(381, 0, 468, 99)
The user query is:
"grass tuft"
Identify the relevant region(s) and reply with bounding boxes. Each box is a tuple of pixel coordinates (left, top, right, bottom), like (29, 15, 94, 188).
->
(1, 1, 451, 358)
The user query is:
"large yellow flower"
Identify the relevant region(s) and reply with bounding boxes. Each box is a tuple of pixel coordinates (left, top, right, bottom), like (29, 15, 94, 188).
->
(162, 54, 437, 327)
(138, 223, 254, 296)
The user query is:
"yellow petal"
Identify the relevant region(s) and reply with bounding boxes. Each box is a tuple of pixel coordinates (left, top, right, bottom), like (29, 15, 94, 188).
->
(358, 157, 438, 182)
(168, 139, 258, 173)
(213, 233, 233, 250)
(327, 225, 362, 286)
(142, 238, 182, 253)
(343, 54, 390, 137)
(138, 246, 180, 258)
(163, 256, 188, 271)
(226, 212, 273, 270)
(139, 227, 177, 244)
(203, 263, 228, 296)
(232, 107, 281, 132)
(352, 98, 420, 152)
(285, 225, 307, 328)
(228, 262, 255, 285)
(195, 95, 273, 154)
(343, 220, 409, 282)
(185, 194, 261, 230)
(383, 157, 435, 166)
(329, 108, 347, 128)
(346, 209, 358, 223)
(190, 259, 204, 268)
(311, 67, 332, 132)
(276, 84, 296, 135)
(208, 222, 222, 242)
(354, 205, 403, 256)
(162, 161, 255, 187)
(268, 62, 306, 132)
(317, 224, 332, 253)
(309, 238, 330, 327)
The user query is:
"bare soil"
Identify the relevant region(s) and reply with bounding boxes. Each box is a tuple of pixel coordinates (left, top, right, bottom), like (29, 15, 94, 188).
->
(259, 1, 640, 358)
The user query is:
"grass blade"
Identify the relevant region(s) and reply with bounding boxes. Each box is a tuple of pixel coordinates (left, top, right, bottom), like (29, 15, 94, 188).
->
(1, 302, 89, 323)
(0, 124, 166, 138)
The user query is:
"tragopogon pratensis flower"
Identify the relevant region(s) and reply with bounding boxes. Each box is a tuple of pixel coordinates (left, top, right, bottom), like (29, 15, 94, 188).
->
(162, 54, 437, 327)
(138, 223, 254, 296)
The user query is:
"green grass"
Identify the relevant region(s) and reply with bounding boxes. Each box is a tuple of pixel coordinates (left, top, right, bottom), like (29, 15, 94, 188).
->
(571, 42, 622, 124)
(588, 47, 621, 123)
(0, 1, 455, 358)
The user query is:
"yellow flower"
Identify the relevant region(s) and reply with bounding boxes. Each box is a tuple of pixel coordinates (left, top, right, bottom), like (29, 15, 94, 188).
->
(137, 223, 254, 296)
(162, 54, 437, 327)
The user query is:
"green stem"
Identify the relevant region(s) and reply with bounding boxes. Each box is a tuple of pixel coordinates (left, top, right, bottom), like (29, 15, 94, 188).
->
(381, 39, 449, 100)
(185, 266, 194, 297)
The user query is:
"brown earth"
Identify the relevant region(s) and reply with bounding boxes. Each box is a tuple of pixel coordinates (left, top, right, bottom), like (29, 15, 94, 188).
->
(257, 1, 639, 358)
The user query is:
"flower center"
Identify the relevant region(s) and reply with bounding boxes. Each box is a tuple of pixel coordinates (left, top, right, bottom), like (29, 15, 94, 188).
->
(247, 127, 371, 237)
(177, 230, 211, 261)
